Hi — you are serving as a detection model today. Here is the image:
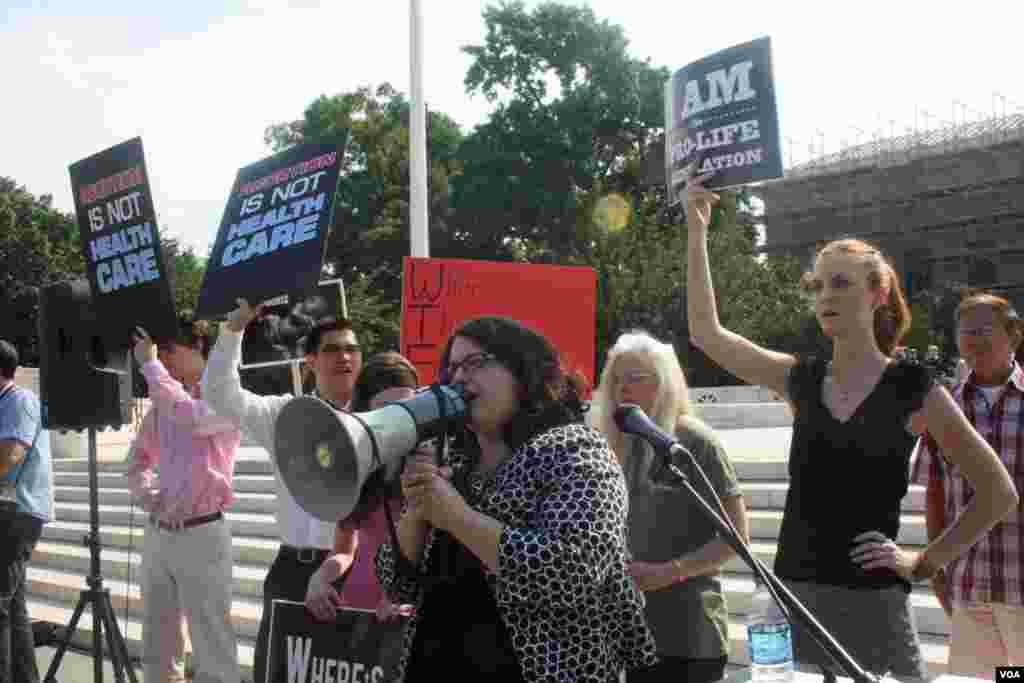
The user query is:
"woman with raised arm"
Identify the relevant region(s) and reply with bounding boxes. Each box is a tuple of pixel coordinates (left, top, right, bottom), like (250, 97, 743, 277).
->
(684, 176, 1018, 680)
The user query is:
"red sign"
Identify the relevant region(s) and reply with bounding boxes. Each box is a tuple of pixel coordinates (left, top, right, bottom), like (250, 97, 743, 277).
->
(400, 257, 596, 388)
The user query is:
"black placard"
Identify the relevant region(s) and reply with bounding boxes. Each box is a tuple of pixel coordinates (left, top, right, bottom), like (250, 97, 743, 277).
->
(665, 36, 783, 200)
(196, 139, 345, 318)
(266, 600, 407, 683)
(69, 137, 177, 347)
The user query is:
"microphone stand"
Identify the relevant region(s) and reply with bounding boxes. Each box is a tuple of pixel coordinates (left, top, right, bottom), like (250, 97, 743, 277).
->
(658, 442, 884, 683)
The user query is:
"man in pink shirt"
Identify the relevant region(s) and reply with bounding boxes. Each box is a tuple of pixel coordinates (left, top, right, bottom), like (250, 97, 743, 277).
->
(127, 318, 241, 683)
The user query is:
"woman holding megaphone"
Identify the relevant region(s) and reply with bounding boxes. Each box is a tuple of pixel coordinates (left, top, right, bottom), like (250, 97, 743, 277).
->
(375, 317, 656, 682)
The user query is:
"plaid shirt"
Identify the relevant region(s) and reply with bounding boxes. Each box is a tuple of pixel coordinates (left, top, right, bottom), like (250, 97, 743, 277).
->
(911, 361, 1024, 606)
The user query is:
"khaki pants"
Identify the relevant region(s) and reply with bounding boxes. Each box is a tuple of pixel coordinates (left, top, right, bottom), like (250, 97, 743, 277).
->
(948, 602, 1024, 680)
(141, 517, 240, 683)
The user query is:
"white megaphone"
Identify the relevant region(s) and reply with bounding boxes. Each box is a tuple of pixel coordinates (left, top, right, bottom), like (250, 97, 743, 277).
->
(273, 384, 468, 522)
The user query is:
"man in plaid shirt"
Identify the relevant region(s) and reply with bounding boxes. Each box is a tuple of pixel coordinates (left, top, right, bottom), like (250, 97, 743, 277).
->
(911, 291, 1024, 676)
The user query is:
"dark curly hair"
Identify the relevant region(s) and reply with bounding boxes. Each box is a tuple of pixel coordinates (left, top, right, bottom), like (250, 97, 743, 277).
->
(439, 316, 588, 452)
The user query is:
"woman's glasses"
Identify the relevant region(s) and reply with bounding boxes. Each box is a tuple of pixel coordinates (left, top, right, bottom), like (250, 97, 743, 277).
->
(446, 352, 496, 380)
(616, 371, 656, 386)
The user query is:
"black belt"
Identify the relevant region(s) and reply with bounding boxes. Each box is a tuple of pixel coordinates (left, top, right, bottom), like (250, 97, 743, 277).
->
(279, 545, 330, 565)
(152, 510, 223, 532)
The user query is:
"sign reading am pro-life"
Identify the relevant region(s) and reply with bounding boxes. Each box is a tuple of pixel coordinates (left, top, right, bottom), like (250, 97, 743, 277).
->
(196, 140, 344, 318)
(400, 257, 597, 387)
(665, 36, 783, 201)
(69, 137, 178, 347)
(266, 600, 407, 683)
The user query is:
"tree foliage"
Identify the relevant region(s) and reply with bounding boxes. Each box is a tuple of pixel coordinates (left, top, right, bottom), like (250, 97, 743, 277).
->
(0, 177, 84, 365)
(6, 3, 814, 380)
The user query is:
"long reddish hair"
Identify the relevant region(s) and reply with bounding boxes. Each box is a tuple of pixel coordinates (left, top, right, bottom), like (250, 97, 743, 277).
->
(809, 238, 911, 356)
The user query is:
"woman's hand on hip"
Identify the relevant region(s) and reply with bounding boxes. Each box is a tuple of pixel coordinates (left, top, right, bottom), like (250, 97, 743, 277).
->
(850, 530, 918, 581)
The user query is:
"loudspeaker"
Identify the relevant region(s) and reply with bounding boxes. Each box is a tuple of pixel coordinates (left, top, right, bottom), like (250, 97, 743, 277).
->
(38, 279, 133, 432)
(274, 385, 466, 521)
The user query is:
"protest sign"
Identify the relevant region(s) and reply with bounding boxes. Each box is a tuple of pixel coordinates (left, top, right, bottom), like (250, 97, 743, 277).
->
(400, 257, 596, 387)
(69, 137, 177, 346)
(665, 36, 783, 200)
(196, 139, 345, 318)
(266, 600, 407, 683)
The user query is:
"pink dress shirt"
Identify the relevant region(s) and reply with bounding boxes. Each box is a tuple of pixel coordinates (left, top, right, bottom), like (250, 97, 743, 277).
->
(127, 360, 241, 524)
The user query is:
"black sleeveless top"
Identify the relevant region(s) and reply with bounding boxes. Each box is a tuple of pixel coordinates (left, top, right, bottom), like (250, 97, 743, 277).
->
(774, 357, 933, 589)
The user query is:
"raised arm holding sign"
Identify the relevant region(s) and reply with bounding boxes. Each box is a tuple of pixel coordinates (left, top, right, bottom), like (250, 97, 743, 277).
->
(665, 36, 783, 201)
(196, 139, 346, 319)
(69, 137, 178, 347)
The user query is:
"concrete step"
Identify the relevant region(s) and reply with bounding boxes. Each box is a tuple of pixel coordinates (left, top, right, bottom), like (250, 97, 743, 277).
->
(718, 573, 951, 638)
(32, 540, 270, 598)
(55, 472, 279, 495)
(744, 509, 929, 546)
(54, 486, 278, 515)
(55, 447, 276, 476)
(739, 482, 927, 514)
(722, 619, 949, 674)
(40, 521, 279, 565)
(697, 402, 794, 429)
(53, 502, 279, 539)
(26, 566, 262, 640)
(27, 598, 256, 680)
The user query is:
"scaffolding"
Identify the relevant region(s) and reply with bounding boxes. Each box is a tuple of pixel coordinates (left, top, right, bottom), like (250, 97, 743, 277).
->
(782, 111, 1024, 181)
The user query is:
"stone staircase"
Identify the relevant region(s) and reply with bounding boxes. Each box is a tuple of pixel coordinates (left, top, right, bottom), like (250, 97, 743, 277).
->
(26, 422, 951, 681)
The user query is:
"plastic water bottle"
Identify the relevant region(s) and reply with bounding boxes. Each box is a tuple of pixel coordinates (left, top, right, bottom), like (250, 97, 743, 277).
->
(747, 585, 795, 683)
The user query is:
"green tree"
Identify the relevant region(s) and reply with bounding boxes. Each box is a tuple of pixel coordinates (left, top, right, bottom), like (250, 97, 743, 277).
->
(265, 85, 468, 301)
(159, 237, 207, 314)
(456, 2, 808, 382)
(455, 0, 668, 264)
(264, 85, 471, 352)
(0, 177, 85, 364)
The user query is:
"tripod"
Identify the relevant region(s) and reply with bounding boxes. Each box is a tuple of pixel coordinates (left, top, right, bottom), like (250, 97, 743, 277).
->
(44, 427, 138, 683)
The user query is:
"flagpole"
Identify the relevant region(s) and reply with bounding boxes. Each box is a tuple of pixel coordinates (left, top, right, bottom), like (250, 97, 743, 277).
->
(409, 0, 429, 257)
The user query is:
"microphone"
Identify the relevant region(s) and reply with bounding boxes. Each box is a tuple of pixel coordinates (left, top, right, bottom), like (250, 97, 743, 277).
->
(613, 403, 682, 454)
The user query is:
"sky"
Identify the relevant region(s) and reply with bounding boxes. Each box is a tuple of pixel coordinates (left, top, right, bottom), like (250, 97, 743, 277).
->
(4, 0, 1024, 255)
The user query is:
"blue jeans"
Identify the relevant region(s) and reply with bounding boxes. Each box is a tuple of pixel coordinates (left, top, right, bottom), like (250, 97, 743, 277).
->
(0, 513, 43, 683)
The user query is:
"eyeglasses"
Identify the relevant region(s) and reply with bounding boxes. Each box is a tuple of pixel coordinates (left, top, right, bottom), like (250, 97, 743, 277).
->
(320, 343, 361, 355)
(446, 352, 496, 380)
(616, 371, 656, 385)
(957, 326, 995, 338)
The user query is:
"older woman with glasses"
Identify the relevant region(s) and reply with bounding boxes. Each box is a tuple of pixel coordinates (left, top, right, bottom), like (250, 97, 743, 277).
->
(590, 330, 748, 683)
(375, 316, 656, 683)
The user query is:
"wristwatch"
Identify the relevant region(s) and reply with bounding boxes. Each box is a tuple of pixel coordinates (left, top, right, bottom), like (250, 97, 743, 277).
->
(910, 555, 941, 582)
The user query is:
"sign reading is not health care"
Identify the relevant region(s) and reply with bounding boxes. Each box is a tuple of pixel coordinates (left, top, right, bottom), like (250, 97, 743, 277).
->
(665, 36, 783, 200)
(69, 137, 178, 347)
(196, 139, 345, 318)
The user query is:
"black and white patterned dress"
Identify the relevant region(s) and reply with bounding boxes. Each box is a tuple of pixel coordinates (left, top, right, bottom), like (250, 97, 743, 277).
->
(376, 423, 658, 682)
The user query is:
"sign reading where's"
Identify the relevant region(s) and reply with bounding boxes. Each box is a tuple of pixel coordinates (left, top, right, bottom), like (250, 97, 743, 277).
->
(69, 137, 177, 348)
(196, 138, 346, 318)
(266, 600, 407, 683)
